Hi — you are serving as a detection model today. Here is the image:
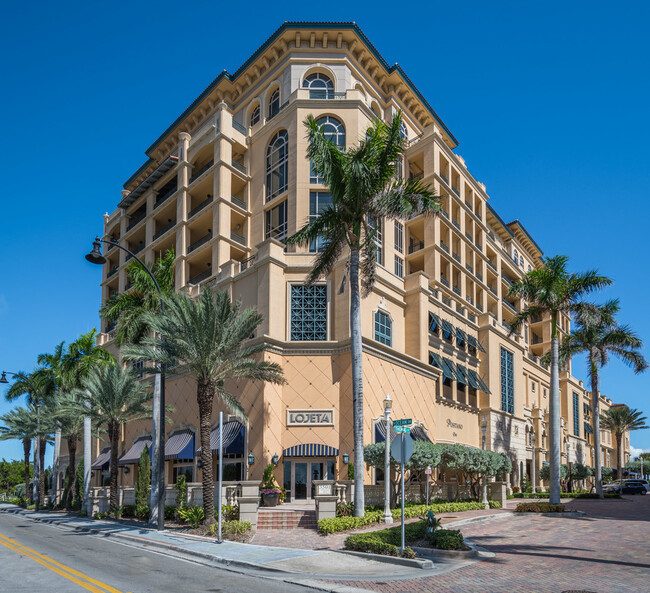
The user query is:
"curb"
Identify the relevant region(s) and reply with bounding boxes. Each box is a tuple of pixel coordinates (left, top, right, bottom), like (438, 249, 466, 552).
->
(336, 549, 433, 569)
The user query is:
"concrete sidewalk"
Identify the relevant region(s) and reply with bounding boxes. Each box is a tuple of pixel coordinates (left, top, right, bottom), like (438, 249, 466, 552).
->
(0, 503, 502, 585)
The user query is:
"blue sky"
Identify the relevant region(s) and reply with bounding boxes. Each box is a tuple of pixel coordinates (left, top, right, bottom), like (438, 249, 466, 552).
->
(1, 1, 649, 463)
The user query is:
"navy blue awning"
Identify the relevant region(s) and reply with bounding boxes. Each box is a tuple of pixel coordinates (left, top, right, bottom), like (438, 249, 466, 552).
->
(196, 421, 245, 456)
(164, 430, 194, 460)
(91, 447, 111, 470)
(119, 437, 152, 466)
(283, 444, 339, 457)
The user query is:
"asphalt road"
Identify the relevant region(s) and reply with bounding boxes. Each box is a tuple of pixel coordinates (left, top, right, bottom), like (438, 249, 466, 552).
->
(0, 512, 323, 593)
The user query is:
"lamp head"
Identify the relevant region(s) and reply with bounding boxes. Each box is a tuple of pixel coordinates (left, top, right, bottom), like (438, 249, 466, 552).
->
(383, 393, 392, 412)
(342, 453, 349, 465)
(247, 452, 255, 466)
(271, 454, 279, 466)
(0, 372, 8, 384)
(85, 238, 106, 265)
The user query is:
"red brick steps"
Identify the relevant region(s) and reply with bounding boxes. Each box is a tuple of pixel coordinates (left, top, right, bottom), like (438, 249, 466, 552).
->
(257, 510, 317, 530)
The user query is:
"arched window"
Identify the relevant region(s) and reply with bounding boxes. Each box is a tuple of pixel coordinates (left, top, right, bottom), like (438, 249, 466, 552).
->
(374, 310, 392, 346)
(303, 72, 334, 99)
(268, 89, 280, 119)
(399, 120, 408, 141)
(310, 116, 345, 184)
(250, 104, 260, 127)
(266, 130, 288, 201)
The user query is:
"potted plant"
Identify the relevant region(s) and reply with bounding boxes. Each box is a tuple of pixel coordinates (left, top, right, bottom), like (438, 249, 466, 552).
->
(261, 464, 281, 507)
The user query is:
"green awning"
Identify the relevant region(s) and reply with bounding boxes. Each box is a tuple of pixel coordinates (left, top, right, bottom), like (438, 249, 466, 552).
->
(466, 334, 486, 352)
(455, 328, 467, 346)
(466, 368, 480, 389)
(429, 312, 441, 333)
(441, 319, 454, 338)
(468, 369, 491, 393)
(429, 351, 443, 369)
(455, 363, 469, 385)
(441, 357, 457, 380)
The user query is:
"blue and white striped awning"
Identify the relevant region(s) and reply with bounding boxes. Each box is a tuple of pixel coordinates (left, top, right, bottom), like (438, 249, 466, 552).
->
(119, 437, 152, 466)
(164, 430, 194, 460)
(283, 444, 339, 457)
(91, 447, 111, 470)
(196, 421, 245, 455)
(375, 420, 432, 443)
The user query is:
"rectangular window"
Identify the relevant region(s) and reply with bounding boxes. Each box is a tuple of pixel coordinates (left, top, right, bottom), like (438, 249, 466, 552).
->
(290, 284, 328, 341)
(394, 221, 403, 254)
(309, 192, 332, 252)
(367, 216, 383, 265)
(265, 201, 287, 241)
(374, 311, 392, 346)
(394, 255, 403, 278)
(573, 392, 580, 436)
(500, 347, 514, 414)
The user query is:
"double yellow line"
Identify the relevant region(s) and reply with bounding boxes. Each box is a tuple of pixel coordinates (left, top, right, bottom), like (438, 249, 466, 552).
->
(0, 532, 128, 593)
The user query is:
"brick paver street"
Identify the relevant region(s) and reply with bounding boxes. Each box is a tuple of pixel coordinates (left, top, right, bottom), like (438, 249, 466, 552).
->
(323, 495, 650, 593)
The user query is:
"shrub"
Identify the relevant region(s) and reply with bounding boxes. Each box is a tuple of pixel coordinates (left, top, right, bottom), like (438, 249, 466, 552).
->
(344, 521, 425, 558)
(177, 505, 205, 528)
(220, 504, 239, 522)
(135, 446, 151, 510)
(174, 475, 187, 510)
(318, 511, 383, 535)
(208, 520, 252, 538)
(336, 502, 354, 517)
(515, 502, 565, 513)
(121, 504, 135, 517)
(135, 504, 150, 520)
(94, 511, 110, 520)
(164, 505, 177, 520)
(427, 529, 464, 550)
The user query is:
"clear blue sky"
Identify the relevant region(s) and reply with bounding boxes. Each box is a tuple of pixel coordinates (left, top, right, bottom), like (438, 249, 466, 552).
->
(1, 1, 649, 463)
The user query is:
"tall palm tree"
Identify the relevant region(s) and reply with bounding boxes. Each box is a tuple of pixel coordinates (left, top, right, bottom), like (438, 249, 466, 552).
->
(558, 300, 647, 497)
(0, 405, 38, 500)
(508, 255, 611, 504)
(100, 249, 175, 345)
(64, 329, 115, 386)
(123, 290, 285, 525)
(285, 112, 439, 515)
(67, 365, 153, 513)
(600, 406, 648, 484)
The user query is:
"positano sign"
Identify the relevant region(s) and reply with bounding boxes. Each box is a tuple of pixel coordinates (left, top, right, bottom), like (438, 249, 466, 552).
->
(287, 409, 334, 427)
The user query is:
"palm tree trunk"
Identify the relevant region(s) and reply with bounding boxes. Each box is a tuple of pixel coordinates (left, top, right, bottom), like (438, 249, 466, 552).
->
(197, 380, 215, 525)
(616, 433, 623, 486)
(549, 312, 562, 505)
(590, 354, 604, 499)
(39, 438, 47, 506)
(23, 438, 31, 502)
(109, 420, 120, 513)
(66, 436, 77, 509)
(349, 246, 365, 516)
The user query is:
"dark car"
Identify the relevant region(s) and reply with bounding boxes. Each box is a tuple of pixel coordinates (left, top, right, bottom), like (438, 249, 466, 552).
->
(621, 481, 648, 495)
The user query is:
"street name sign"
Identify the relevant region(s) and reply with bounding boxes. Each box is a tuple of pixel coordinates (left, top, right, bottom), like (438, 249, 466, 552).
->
(393, 418, 412, 427)
(394, 425, 411, 434)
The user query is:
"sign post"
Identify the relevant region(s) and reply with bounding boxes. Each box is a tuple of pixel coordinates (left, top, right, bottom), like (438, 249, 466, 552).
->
(425, 465, 432, 505)
(391, 420, 414, 553)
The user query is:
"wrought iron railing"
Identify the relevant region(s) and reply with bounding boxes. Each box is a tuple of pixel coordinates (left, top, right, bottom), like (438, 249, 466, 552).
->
(189, 160, 214, 184)
(188, 196, 213, 219)
(188, 232, 212, 253)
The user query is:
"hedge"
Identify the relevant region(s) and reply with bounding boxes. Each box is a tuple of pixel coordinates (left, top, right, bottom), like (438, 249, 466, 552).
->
(427, 528, 464, 550)
(344, 521, 426, 558)
(515, 502, 565, 513)
(319, 501, 500, 534)
(513, 492, 620, 500)
(208, 520, 252, 538)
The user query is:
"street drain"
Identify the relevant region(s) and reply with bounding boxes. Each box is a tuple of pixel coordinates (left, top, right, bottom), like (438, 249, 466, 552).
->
(561, 590, 597, 593)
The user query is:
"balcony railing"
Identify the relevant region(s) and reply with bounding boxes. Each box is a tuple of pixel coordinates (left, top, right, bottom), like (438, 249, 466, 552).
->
(408, 240, 424, 254)
(240, 255, 256, 272)
(452, 186, 460, 196)
(440, 240, 450, 253)
(230, 231, 246, 246)
(153, 220, 176, 241)
(188, 231, 212, 253)
(475, 241, 483, 251)
(477, 302, 484, 312)
(452, 252, 461, 263)
(465, 263, 473, 274)
(475, 209, 482, 220)
(452, 218, 461, 230)
(105, 321, 117, 333)
(126, 243, 144, 261)
(231, 195, 246, 209)
(440, 208, 449, 219)
(503, 300, 519, 314)
(409, 171, 424, 181)
(232, 120, 247, 135)
(532, 335, 543, 345)
(466, 295, 474, 305)
(465, 200, 473, 209)
(501, 274, 513, 286)
(468, 312, 476, 323)
(188, 195, 213, 219)
(452, 285, 461, 296)
(476, 272, 483, 281)
(154, 186, 177, 209)
(465, 232, 473, 242)
(487, 260, 497, 272)
(442, 295, 451, 306)
(440, 172, 449, 184)
(189, 160, 214, 184)
(488, 286, 497, 296)
(127, 212, 146, 231)
(231, 160, 248, 175)
(188, 269, 212, 285)
(107, 266, 119, 279)
(440, 276, 450, 288)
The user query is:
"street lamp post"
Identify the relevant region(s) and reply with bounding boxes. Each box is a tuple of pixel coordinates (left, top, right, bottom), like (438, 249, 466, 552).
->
(0, 371, 40, 511)
(383, 394, 393, 524)
(531, 431, 536, 494)
(86, 237, 166, 531)
(481, 416, 489, 510)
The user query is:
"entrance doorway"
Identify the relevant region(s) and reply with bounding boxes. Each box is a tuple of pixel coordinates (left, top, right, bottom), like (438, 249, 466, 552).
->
(283, 459, 336, 502)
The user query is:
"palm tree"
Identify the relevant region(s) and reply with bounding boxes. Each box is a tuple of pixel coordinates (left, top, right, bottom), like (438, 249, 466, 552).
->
(508, 255, 611, 504)
(0, 405, 38, 500)
(69, 364, 153, 513)
(64, 329, 115, 386)
(600, 406, 648, 485)
(558, 300, 647, 497)
(123, 290, 285, 525)
(285, 112, 439, 515)
(100, 249, 175, 345)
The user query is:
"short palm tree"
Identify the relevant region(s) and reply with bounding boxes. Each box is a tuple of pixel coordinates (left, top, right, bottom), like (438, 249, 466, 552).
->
(285, 112, 439, 515)
(508, 255, 611, 504)
(600, 406, 648, 484)
(100, 249, 175, 345)
(0, 405, 38, 500)
(123, 289, 285, 525)
(558, 300, 647, 497)
(71, 364, 153, 513)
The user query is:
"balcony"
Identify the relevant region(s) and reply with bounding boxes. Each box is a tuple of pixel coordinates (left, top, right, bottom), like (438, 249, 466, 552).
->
(409, 171, 424, 181)
(452, 186, 460, 196)
(188, 195, 213, 219)
(231, 195, 246, 210)
(475, 241, 483, 252)
(452, 252, 461, 263)
(476, 272, 483, 281)
(107, 266, 119, 279)
(240, 255, 255, 272)
(501, 274, 513, 287)
(440, 208, 449, 219)
(440, 240, 450, 253)
(231, 160, 248, 176)
(232, 120, 247, 135)
(127, 211, 146, 231)
(465, 200, 472, 209)
(126, 243, 144, 261)
(189, 160, 214, 185)
(153, 220, 176, 241)
(442, 295, 451, 306)
(452, 218, 461, 230)
(452, 285, 461, 296)
(503, 300, 519, 314)
(475, 209, 482, 220)
(465, 263, 473, 274)
(188, 231, 212, 253)
(230, 231, 246, 246)
(487, 260, 497, 272)
(440, 276, 450, 288)
(468, 312, 476, 323)
(488, 286, 497, 296)
(440, 173, 449, 185)
(465, 232, 473, 242)
(408, 240, 424, 254)
(477, 302, 484, 312)
(188, 269, 212, 285)
(154, 186, 177, 209)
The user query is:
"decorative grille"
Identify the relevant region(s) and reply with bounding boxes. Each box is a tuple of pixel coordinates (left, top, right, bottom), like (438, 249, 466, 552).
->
(290, 285, 328, 341)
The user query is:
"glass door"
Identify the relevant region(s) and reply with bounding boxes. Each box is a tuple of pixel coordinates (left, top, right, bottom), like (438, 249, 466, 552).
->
(294, 462, 308, 499)
(310, 462, 323, 498)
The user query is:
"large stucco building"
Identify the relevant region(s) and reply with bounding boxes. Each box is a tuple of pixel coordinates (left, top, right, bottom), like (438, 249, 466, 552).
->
(79, 22, 627, 501)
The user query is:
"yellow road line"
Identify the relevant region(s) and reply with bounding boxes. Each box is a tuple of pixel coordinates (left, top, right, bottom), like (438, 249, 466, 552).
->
(0, 532, 125, 593)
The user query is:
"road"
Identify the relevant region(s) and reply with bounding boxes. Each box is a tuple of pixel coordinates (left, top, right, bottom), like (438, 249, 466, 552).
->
(0, 512, 323, 593)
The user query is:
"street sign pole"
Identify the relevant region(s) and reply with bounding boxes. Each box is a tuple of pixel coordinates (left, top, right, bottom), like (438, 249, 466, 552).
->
(400, 431, 405, 553)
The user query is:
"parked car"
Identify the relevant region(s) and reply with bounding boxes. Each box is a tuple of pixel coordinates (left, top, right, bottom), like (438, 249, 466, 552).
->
(602, 483, 621, 493)
(621, 481, 648, 495)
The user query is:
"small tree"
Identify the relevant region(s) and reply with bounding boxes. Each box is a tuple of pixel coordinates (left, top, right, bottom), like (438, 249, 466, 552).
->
(135, 446, 151, 514)
(73, 457, 84, 507)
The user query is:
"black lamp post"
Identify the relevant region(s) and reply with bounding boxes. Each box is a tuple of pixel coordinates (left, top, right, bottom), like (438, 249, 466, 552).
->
(86, 236, 166, 531)
(0, 371, 41, 511)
